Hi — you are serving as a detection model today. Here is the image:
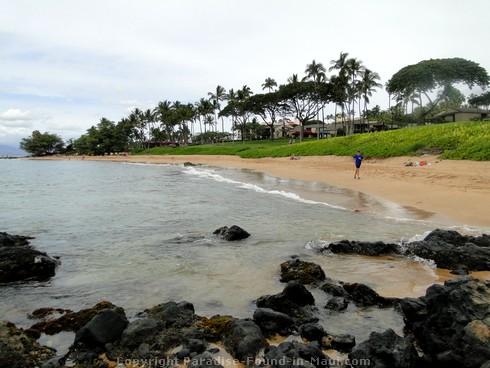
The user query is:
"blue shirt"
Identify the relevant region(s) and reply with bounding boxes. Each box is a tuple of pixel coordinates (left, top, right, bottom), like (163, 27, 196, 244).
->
(354, 154, 363, 167)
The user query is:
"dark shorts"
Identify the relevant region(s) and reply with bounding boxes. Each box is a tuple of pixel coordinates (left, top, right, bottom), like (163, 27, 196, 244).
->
(355, 164, 361, 168)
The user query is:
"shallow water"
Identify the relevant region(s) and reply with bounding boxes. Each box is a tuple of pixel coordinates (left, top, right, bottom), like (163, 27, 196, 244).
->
(0, 159, 488, 347)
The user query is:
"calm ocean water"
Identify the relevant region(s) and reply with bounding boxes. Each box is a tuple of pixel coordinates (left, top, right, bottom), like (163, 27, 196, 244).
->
(0, 159, 487, 345)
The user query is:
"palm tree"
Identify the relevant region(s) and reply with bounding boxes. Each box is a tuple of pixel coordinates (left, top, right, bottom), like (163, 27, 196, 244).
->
(153, 100, 173, 143)
(305, 60, 326, 82)
(287, 74, 300, 84)
(224, 88, 237, 140)
(360, 68, 382, 129)
(262, 77, 277, 92)
(329, 53, 351, 135)
(305, 60, 327, 137)
(196, 98, 214, 135)
(329, 52, 350, 77)
(236, 85, 253, 142)
(208, 85, 227, 134)
(345, 57, 364, 134)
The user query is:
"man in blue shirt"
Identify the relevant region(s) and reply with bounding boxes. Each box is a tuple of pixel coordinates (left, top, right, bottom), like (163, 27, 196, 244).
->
(353, 150, 363, 179)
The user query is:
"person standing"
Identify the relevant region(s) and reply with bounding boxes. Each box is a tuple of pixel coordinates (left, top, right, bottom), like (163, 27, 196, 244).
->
(353, 150, 363, 179)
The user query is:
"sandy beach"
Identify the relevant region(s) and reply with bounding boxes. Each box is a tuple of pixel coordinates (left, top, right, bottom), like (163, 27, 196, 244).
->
(41, 154, 490, 228)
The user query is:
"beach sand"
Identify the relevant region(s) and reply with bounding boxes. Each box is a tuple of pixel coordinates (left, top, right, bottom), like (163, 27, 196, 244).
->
(42, 154, 490, 228)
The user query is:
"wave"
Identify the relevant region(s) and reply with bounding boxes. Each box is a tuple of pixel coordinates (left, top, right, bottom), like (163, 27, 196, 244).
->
(183, 166, 347, 210)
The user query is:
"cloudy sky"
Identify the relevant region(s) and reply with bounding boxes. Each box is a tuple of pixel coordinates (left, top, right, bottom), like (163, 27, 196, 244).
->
(1, 0, 489, 146)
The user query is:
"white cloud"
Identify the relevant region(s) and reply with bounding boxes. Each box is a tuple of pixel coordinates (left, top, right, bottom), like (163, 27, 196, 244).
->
(0, 109, 35, 121)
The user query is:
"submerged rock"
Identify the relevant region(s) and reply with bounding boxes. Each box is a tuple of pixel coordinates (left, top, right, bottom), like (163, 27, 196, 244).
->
(280, 258, 326, 285)
(213, 225, 250, 241)
(0, 231, 59, 283)
(327, 240, 400, 256)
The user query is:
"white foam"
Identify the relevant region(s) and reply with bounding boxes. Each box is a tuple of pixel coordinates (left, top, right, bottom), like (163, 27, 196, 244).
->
(184, 166, 347, 210)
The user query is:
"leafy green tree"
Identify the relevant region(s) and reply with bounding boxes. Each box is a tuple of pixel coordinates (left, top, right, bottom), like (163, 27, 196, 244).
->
(242, 91, 286, 140)
(20, 130, 65, 156)
(386, 57, 490, 121)
(277, 80, 333, 141)
(468, 91, 490, 109)
(437, 86, 466, 110)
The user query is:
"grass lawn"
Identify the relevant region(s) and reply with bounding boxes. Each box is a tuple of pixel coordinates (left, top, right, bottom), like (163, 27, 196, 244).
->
(133, 121, 490, 161)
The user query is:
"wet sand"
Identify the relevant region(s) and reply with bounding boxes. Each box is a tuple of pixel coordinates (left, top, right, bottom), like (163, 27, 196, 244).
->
(51, 154, 490, 228)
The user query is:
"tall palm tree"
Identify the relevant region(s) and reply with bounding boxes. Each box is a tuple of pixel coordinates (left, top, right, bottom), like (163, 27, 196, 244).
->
(360, 69, 382, 128)
(262, 77, 277, 92)
(329, 53, 351, 134)
(208, 85, 226, 134)
(234, 85, 253, 142)
(153, 100, 173, 142)
(305, 60, 326, 82)
(305, 60, 327, 137)
(224, 88, 237, 140)
(287, 74, 300, 84)
(196, 98, 214, 135)
(345, 57, 364, 134)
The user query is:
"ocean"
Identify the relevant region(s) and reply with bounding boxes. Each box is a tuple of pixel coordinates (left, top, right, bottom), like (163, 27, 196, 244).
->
(0, 158, 487, 347)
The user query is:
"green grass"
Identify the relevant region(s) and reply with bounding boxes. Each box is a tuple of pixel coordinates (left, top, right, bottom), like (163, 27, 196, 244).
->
(134, 121, 490, 161)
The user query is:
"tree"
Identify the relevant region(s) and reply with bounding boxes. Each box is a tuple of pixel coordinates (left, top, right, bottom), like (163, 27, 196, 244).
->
(305, 60, 327, 137)
(359, 68, 382, 127)
(468, 91, 490, 109)
(262, 77, 277, 92)
(243, 91, 286, 140)
(386, 57, 490, 121)
(277, 80, 332, 141)
(208, 85, 227, 134)
(305, 60, 326, 82)
(20, 130, 65, 156)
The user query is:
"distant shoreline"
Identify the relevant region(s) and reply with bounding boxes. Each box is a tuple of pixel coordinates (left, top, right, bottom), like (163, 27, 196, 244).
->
(31, 154, 490, 228)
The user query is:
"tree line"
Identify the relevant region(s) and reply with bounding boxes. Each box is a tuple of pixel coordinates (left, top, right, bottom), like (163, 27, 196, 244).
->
(21, 54, 489, 156)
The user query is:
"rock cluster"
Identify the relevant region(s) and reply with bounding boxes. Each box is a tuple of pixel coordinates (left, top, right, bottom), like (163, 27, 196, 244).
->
(0, 232, 59, 283)
(1, 228, 488, 368)
(325, 228, 490, 273)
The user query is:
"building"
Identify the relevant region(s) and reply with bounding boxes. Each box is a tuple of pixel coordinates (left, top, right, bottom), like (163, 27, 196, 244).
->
(428, 108, 490, 123)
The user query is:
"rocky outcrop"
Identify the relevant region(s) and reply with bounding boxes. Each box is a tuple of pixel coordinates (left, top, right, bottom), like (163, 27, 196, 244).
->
(323, 229, 490, 273)
(348, 328, 417, 368)
(222, 319, 267, 363)
(405, 229, 490, 271)
(213, 225, 250, 241)
(252, 308, 295, 337)
(256, 280, 315, 319)
(320, 278, 397, 308)
(400, 276, 490, 368)
(280, 258, 326, 285)
(0, 232, 59, 283)
(0, 320, 56, 368)
(327, 240, 400, 256)
(74, 309, 128, 348)
(27, 301, 123, 337)
(263, 341, 331, 368)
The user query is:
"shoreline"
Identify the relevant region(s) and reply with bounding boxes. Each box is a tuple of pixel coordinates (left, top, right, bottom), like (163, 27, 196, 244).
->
(33, 154, 490, 228)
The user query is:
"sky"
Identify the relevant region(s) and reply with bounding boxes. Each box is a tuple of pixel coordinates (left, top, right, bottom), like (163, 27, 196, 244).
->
(1, 0, 489, 147)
